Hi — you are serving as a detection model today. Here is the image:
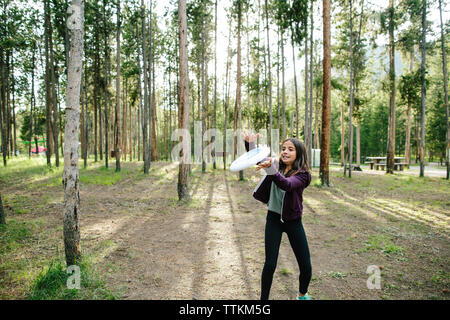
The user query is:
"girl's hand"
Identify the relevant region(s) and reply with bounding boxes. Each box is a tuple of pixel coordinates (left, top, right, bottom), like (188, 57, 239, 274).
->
(242, 130, 259, 143)
(256, 158, 272, 171)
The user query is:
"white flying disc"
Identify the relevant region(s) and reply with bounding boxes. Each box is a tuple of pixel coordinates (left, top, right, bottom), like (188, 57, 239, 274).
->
(229, 146, 271, 172)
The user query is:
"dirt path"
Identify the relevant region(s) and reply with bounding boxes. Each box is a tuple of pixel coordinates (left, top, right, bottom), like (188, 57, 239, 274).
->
(2, 160, 448, 300)
(76, 162, 448, 300)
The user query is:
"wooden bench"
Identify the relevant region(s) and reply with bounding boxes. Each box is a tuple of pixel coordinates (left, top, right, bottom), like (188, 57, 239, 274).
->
(374, 162, 386, 170)
(394, 162, 409, 171)
(365, 161, 374, 170)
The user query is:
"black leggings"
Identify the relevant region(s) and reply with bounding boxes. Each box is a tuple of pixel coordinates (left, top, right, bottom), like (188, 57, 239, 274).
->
(261, 211, 312, 300)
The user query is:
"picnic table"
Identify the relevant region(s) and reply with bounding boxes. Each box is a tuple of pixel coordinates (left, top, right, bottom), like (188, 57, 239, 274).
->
(365, 156, 407, 171)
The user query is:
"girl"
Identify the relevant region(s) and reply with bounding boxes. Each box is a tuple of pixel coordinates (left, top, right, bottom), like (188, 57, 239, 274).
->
(243, 132, 312, 300)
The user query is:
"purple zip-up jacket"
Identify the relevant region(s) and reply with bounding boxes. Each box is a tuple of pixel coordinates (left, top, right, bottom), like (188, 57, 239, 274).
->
(245, 140, 312, 222)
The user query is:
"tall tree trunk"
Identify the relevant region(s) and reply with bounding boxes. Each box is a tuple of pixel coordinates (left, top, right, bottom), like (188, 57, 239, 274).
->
(315, 86, 320, 150)
(97, 2, 103, 161)
(148, 1, 153, 167)
(0, 48, 5, 166)
(123, 77, 127, 161)
(94, 29, 99, 162)
(320, 0, 331, 186)
(29, 42, 36, 158)
(224, 17, 232, 170)
(213, 0, 217, 170)
(83, 64, 88, 168)
(64, 0, 70, 77)
(0, 194, 5, 225)
(438, 0, 449, 179)
(99, 48, 103, 161)
(201, 0, 207, 173)
(128, 79, 132, 161)
(49, 9, 59, 167)
(386, 0, 396, 174)
(11, 51, 16, 157)
(59, 85, 64, 158)
(292, 36, 299, 139)
(115, 0, 121, 172)
(44, 0, 52, 166)
(304, 20, 309, 161)
(6, 52, 11, 159)
(354, 0, 365, 169)
(341, 103, 345, 166)
(419, 0, 427, 177)
(168, 52, 173, 162)
(265, 0, 273, 149)
(63, 0, 83, 266)
(235, 0, 244, 180)
(151, 57, 157, 161)
(141, 0, 149, 173)
(281, 30, 286, 141)
(309, 0, 314, 158)
(81, 66, 86, 165)
(405, 51, 414, 166)
(103, 0, 110, 169)
(178, 0, 190, 201)
(348, 0, 354, 178)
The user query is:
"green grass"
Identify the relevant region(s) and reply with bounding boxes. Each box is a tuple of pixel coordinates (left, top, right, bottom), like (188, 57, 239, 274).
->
(28, 256, 120, 300)
(0, 219, 34, 254)
(0, 157, 64, 187)
(79, 172, 122, 185)
(361, 234, 405, 256)
(430, 270, 450, 285)
(312, 179, 322, 188)
(327, 271, 347, 279)
(280, 268, 292, 276)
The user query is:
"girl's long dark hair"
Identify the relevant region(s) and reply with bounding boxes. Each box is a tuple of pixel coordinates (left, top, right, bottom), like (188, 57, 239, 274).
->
(278, 138, 310, 177)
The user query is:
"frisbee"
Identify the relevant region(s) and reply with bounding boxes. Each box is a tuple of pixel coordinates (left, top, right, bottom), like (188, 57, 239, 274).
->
(229, 146, 271, 172)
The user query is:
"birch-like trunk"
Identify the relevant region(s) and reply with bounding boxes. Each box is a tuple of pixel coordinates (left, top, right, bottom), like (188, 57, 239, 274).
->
(63, 0, 84, 266)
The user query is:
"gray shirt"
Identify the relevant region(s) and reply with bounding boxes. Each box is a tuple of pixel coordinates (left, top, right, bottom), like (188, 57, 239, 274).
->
(267, 180, 286, 215)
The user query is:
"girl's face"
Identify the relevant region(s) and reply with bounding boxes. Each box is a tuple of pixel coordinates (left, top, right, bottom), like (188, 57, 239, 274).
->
(281, 140, 296, 166)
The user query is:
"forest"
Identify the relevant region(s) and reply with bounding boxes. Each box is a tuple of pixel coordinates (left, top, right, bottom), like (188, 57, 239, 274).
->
(0, 0, 449, 301)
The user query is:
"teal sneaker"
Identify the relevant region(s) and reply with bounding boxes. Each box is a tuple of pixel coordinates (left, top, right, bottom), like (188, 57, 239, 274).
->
(296, 291, 312, 300)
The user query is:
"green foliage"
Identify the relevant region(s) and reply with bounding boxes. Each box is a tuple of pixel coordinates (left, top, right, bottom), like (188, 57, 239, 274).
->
(427, 90, 447, 157)
(19, 111, 46, 143)
(360, 101, 389, 157)
(287, 0, 309, 45)
(399, 69, 422, 110)
(28, 257, 118, 300)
